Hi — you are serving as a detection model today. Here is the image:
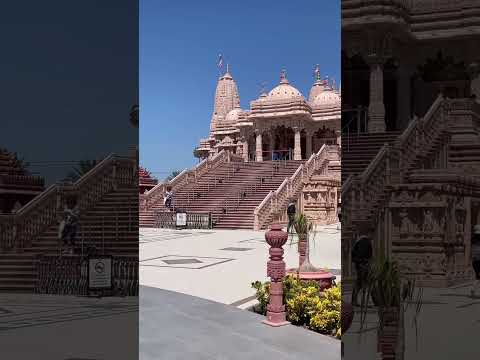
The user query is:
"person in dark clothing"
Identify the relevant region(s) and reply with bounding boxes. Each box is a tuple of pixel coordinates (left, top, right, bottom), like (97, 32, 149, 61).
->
(287, 201, 296, 233)
(59, 198, 80, 254)
(351, 235, 373, 306)
(164, 189, 173, 210)
(470, 225, 480, 297)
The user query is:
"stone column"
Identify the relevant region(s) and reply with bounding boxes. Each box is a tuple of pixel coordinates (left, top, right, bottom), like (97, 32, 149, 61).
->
(305, 131, 313, 158)
(293, 127, 302, 160)
(255, 130, 263, 162)
(242, 138, 249, 162)
(396, 66, 413, 130)
(468, 62, 480, 103)
(263, 224, 290, 327)
(368, 59, 386, 133)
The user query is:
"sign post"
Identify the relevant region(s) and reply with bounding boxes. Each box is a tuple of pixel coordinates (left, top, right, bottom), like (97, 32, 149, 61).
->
(176, 212, 187, 229)
(88, 256, 113, 296)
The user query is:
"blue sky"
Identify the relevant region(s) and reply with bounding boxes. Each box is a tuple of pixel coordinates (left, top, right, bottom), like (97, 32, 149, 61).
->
(140, 0, 340, 180)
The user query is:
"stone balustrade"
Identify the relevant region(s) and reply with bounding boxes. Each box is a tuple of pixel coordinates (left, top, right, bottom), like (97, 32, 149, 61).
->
(0, 154, 136, 252)
(254, 144, 340, 230)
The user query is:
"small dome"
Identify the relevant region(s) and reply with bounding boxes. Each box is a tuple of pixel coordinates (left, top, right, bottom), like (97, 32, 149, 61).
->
(225, 107, 243, 123)
(267, 70, 304, 100)
(267, 83, 303, 100)
(312, 90, 340, 107)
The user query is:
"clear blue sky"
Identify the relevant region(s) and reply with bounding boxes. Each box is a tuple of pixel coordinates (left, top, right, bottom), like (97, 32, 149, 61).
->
(140, 0, 340, 180)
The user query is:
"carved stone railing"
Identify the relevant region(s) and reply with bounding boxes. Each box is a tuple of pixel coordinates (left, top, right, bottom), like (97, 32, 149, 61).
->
(0, 154, 135, 251)
(253, 145, 339, 230)
(344, 96, 464, 235)
(154, 210, 212, 229)
(0, 174, 45, 188)
(140, 149, 229, 211)
(396, 94, 445, 180)
(35, 255, 138, 296)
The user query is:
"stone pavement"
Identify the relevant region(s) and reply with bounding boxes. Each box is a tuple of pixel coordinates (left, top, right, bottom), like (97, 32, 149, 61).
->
(342, 283, 480, 359)
(0, 293, 138, 360)
(139, 224, 341, 305)
(140, 285, 340, 360)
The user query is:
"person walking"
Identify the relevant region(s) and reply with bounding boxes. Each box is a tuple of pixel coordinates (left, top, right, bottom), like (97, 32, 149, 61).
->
(287, 201, 296, 233)
(164, 188, 173, 210)
(60, 198, 80, 254)
(470, 225, 480, 297)
(351, 235, 373, 306)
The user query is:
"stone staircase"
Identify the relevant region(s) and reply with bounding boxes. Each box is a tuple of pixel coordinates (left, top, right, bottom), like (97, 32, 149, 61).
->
(342, 96, 480, 287)
(140, 160, 303, 229)
(341, 132, 401, 182)
(0, 186, 137, 292)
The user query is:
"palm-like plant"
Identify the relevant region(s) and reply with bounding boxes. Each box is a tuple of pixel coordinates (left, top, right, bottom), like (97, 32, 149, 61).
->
(65, 159, 100, 183)
(166, 170, 181, 182)
(288, 213, 318, 272)
(358, 257, 423, 356)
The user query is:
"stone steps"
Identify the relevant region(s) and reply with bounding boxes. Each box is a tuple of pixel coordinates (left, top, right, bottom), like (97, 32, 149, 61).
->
(141, 160, 303, 229)
(0, 186, 137, 292)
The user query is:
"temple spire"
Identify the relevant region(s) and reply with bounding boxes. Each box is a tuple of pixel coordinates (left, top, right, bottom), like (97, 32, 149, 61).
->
(280, 69, 288, 84)
(314, 64, 321, 81)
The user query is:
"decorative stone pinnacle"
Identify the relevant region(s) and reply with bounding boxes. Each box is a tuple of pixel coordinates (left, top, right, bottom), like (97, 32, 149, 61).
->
(263, 224, 290, 327)
(314, 64, 321, 81)
(280, 69, 288, 84)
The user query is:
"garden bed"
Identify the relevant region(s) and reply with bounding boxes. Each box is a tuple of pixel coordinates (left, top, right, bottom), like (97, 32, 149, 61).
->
(251, 275, 341, 339)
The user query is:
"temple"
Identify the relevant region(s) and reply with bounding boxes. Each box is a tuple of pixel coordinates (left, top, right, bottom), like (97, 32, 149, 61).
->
(194, 66, 341, 162)
(140, 65, 341, 230)
(342, 0, 480, 287)
(0, 148, 44, 213)
(139, 166, 158, 194)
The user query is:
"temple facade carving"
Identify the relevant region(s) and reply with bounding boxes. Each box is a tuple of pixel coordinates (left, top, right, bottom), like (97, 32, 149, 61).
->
(342, 0, 480, 287)
(194, 66, 341, 163)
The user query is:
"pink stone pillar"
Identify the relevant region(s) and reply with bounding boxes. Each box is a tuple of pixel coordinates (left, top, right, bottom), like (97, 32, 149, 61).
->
(293, 127, 302, 160)
(255, 131, 263, 162)
(368, 60, 386, 133)
(263, 224, 290, 327)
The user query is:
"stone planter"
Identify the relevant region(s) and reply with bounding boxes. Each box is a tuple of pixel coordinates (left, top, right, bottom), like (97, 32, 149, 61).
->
(377, 307, 400, 360)
(341, 301, 354, 334)
(297, 233, 307, 267)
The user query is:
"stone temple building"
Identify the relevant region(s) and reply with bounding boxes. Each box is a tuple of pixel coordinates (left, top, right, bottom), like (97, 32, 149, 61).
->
(342, 0, 480, 287)
(194, 66, 341, 162)
(140, 65, 341, 231)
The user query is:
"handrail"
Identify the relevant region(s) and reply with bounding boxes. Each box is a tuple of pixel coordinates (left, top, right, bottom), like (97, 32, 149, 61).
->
(0, 154, 135, 251)
(253, 145, 339, 230)
(342, 94, 450, 236)
(141, 149, 229, 209)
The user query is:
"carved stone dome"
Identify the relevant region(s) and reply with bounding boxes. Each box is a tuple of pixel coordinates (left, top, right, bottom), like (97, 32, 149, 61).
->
(312, 90, 340, 107)
(225, 107, 243, 123)
(267, 70, 304, 100)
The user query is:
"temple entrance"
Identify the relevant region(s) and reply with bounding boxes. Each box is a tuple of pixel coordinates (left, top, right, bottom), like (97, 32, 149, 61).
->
(313, 127, 337, 153)
(270, 126, 295, 160)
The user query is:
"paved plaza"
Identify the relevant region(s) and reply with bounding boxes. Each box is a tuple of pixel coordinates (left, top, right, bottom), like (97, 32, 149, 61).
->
(343, 284, 480, 359)
(140, 286, 340, 360)
(139, 224, 341, 306)
(0, 293, 138, 360)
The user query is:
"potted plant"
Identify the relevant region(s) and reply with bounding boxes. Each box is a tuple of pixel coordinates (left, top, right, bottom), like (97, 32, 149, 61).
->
(358, 257, 422, 360)
(288, 213, 315, 271)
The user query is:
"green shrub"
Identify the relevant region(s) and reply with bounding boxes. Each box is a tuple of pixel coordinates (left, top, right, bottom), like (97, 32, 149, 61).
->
(251, 280, 270, 315)
(309, 284, 341, 338)
(251, 276, 341, 337)
(285, 285, 320, 325)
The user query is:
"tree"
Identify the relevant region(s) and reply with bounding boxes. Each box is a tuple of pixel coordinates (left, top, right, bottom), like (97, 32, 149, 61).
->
(165, 170, 181, 182)
(64, 159, 100, 182)
(129, 104, 139, 128)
